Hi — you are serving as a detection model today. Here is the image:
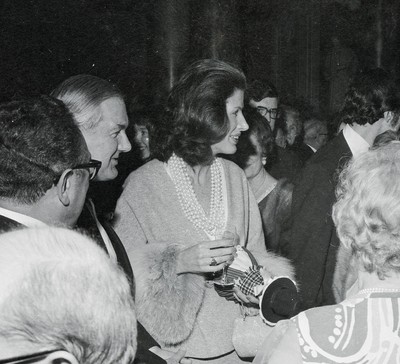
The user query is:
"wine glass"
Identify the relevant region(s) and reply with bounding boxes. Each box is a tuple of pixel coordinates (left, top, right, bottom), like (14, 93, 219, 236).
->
(214, 228, 239, 286)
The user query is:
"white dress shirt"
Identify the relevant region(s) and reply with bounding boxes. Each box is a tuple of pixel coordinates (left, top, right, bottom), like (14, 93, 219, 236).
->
(342, 124, 370, 157)
(0, 206, 47, 227)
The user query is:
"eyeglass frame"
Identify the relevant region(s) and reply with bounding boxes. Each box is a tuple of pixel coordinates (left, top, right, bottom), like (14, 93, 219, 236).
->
(0, 349, 62, 364)
(255, 106, 281, 119)
(53, 159, 102, 184)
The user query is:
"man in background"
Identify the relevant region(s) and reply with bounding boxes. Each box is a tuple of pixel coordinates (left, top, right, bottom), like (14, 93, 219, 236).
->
(291, 117, 328, 164)
(247, 79, 302, 182)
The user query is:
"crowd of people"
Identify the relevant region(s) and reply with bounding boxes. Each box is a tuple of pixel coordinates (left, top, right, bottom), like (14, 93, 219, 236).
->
(0, 59, 399, 364)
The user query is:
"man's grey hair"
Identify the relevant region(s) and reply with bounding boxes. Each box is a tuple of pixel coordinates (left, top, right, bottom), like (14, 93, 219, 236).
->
(0, 227, 136, 363)
(50, 74, 123, 130)
(303, 118, 327, 144)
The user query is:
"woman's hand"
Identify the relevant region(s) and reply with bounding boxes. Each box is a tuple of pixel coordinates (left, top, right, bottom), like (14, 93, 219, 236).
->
(176, 238, 236, 275)
(233, 286, 260, 305)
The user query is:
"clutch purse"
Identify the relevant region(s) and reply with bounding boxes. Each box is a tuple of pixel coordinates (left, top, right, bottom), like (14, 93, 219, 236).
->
(214, 246, 300, 326)
(213, 246, 264, 300)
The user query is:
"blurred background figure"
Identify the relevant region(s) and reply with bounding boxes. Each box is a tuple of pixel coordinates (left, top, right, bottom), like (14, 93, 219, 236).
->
(254, 142, 400, 364)
(281, 105, 302, 148)
(134, 120, 151, 162)
(292, 117, 328, 164)
(247, 79, 302, 182)
(303, 118, 328, 152)
(228, 107, 293, 253)
(131, 106, 160, 165)
(0, 227, 136, 364)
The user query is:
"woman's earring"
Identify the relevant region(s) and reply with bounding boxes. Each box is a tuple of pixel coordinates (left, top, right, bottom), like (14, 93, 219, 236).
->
(262, 157, 267, 166)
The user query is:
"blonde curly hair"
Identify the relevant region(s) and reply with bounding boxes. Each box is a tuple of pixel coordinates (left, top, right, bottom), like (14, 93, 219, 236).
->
(333, 142, 400, 279)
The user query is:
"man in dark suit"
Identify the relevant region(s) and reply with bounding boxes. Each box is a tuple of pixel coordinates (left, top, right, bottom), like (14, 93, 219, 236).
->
(0, 96, 92, 231)
(280, 69, 400, 311)
(52, 75, 189, 364)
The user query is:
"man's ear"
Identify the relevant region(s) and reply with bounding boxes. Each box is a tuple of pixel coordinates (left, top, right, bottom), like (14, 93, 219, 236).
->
(56, 170, 73, 207)
(384, 111, 399, 131)
(44, 351, 79, 364)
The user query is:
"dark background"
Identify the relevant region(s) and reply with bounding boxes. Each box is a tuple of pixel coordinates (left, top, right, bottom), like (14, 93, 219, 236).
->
(2, 0, 398, 213)
(0, 0, 399, 119)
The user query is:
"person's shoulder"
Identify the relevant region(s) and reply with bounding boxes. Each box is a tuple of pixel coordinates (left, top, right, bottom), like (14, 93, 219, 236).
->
(309, 134, 349, 166)
(220, 157, 244, 175)
(125, 159, 163, 182)
(122, 159, 166, 193)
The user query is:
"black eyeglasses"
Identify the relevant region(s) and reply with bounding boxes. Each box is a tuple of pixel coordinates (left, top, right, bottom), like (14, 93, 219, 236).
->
(0, 349, 61, 364)
(53, 159, 102, 184)
(256, 106, 281, 119)
(71, 159, 102, 181)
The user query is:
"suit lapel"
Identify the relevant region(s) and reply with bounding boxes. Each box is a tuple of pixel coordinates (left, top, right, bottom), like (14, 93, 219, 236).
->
(77, 200, 134, 285)
(99, 216, 134, 288)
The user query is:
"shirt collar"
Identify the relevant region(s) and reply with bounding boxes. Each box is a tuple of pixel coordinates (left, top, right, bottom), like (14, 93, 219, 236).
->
(342, 124, 370, 157)
(307, 144, 317, 153)
(0, 206, 47, 227)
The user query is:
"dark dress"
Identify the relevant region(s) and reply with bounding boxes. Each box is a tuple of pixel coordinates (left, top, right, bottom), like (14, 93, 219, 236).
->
(258, 179, 293, 254)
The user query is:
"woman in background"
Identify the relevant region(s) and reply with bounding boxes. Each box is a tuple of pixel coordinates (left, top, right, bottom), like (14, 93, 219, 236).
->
(114, 59, 294, 364)
(229, 108, 292, 253)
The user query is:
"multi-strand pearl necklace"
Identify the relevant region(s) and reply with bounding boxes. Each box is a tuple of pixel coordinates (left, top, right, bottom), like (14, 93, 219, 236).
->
(168, 153, 225, 238)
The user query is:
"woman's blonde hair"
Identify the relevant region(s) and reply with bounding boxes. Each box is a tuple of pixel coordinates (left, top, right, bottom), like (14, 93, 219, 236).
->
(333, 142, 400, 279)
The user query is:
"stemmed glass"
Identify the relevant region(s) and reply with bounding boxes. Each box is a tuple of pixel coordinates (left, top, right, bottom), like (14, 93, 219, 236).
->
(214, 228, 239, 286)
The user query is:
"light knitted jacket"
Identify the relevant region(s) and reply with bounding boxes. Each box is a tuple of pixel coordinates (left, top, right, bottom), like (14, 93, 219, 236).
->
(114, 158, 294, 359)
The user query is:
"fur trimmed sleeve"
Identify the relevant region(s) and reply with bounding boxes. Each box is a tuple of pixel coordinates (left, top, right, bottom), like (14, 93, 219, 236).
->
(129, 242, 206, 346)
(114, 190, 206, 346)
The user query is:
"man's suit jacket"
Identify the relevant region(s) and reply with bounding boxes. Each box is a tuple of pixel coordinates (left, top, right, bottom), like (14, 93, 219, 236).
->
(77, 200, 165, 364)
(268, 146, 303, 182)
(280, 132, 352, 310)
(290, 142, 314, 166)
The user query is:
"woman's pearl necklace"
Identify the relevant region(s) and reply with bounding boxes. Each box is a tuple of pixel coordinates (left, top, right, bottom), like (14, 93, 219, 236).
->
(168, 153, 225, 238)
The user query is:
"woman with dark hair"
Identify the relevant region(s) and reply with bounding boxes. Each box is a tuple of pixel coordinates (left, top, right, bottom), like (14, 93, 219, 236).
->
(114, 59, 294, 363)
(230, 108, 293, 253)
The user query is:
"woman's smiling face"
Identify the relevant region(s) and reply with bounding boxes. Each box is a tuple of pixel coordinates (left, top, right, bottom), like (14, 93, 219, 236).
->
(211, 89, 249, 156)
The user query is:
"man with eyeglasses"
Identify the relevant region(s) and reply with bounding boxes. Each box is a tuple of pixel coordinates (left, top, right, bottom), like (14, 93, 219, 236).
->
(247, 79, 302, 182)
(0, 227, 136, 364)
(52, 75, 189, 364)
(0, 96, 95, 231)
(248, 79, 281, 132)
